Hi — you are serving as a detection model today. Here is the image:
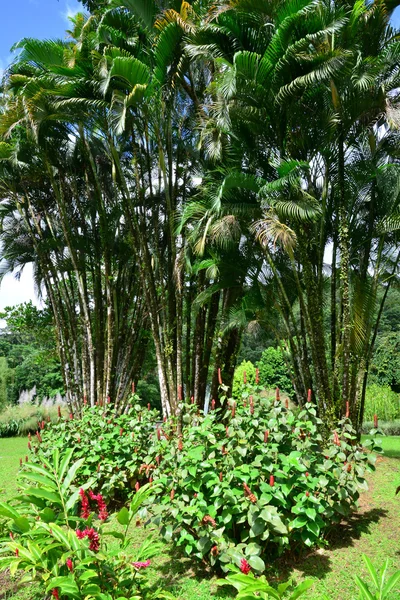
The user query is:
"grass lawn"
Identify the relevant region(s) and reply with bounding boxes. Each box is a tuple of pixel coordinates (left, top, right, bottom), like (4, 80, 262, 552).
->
(0, 436, 399, 600)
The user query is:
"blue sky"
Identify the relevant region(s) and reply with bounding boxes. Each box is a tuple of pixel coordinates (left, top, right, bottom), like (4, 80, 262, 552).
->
(0, 0, 82, 76)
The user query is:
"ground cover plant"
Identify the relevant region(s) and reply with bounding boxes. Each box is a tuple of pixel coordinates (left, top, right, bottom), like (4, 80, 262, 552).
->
(1, 435, 400, 600)
(26, 384, 381, 575)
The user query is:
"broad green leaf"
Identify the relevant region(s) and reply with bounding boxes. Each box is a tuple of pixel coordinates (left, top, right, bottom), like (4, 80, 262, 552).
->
(117, 507, 130, 525)
(354, 576, 374, 600)
(14, 517, 30, 533)
(288, 579, 314, 599)
(24, 488, 62, 505)
(247, 555, 265, 572)
(61, 458, 85, 493)
(382, 570, 400, 596)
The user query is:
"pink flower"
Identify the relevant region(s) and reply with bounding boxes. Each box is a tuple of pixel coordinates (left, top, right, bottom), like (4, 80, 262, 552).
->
(52, 590, 60, 599)
(89, 490, 108, 521)
(240, 558, 251, 574)
(132, 559, 151, 569)
(66, 558, 73, 572)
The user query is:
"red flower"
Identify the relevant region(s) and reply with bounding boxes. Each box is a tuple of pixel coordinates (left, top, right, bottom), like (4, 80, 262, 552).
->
(147, 403, 151, 411)
(219, 472, 223, 482)
(25, 455, 28, 462)
(89, 490, 108, 521)
(15, 548, 19, 557)
(211, 399, 216, 410)
(132, 381, 135, 393)
(79, 488, 91, 519)
(231, 402, 236, 418)
(275, 387, 280, 401)
(178, 437, 183, 451)
(305, 472, 309, 477)
(218, 368, 222, 385)
(76, 528, 100, 552)
(170, 489, 175, 500)
(36, 431, 42, 444)
(240, 558, 251, 575)
(157, 428, 161, 441)
(345, 401, 350, 418)
(374, 414, 378, 428)
(243, 371, 247, 384)
(132, 559, 151, 569)
(255, 368, 259, 384)
(135, 481, 140, 492)
(264, 430, 269, 443)
(28, 441, 31, 451)
(305, 491, 310, 497)
(66, 558, 73, 572)
(19, 458, 22, 467)
(269, 475, 275, 487)
(69, 413, 74, 420)
(52, 589, 60, 599)
(211, 545, 219, 556)
(307, 389, 312, 403)
(119, 428, 124, 436)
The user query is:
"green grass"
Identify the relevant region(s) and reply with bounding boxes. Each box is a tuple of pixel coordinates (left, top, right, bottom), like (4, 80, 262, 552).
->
(0, 436, 399, 600)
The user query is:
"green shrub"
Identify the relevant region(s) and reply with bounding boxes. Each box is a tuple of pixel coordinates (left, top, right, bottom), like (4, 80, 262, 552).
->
(147, 387, 380, 572)
(0, 403, 63, 438)
(233, 361, 256, 400)
(34, 397, 160, 502)
(256, 347, 293, 397)
(217, 565, 313, 598)
(0, 450, 174, 600)
(363, 384, 400, 422)
(361, 420, 400, 436)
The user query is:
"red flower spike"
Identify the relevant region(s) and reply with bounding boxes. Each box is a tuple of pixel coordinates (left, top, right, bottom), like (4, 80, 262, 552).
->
(156, 455, 161, 465)
(25, 455, 28, 462)
(211, 399, 215, 410)
(132, 382, 135, 394)
(255, 368, 259, 384)
(27, 441, 32, 451)
(218, 368, 222, 385)
(119, 428, 124, 436)
(51, 589, 60, 600)
(147, 403, 151, 411)
(170, 489, 175, 500)
(79, 488, 91, 519)
(275, 387, 280, 401)
(243, 371, 247, 384)
(285, 398, 289, 409)
(194, 493, 198, 498)
(135, 481, 140, 492)
(191, 396, 195, 404)
(76, 528, 100, 552)
(211, 545, 219, 556)
(202, 515, 217, 527)
(231, 402, 236, 418)
(307, 389, 312, 403)
(41, 421, 45, 430)
(219, 472, 223, 482)
(15, 548, 19, 557)
(36, 431, 42, 444)
(178, 437, 183, 451)
(9, 532, 14, 540)
(178, 385, 183, 401)
(226, 426, 229, 437)
(243, 483, 257, 503)
(107, 396, 111, 404)
(83, 395, 87, 405)
(264, 430, 269, 443)
(305, 472, 309, 477)
(346, 401, 350, 418)
(269, 475, 275, 487)
(66, 558, 73, 572)
(132, 559, 151, 569)
(240, 558, 251, 575)
(305, 491, 310, 497)
(157, 428, 161, 441)
(374, 414, 378, 428)
(58, 406, 61, 418)
(69, 413, 73, 420)
(163, 416, 167, 422)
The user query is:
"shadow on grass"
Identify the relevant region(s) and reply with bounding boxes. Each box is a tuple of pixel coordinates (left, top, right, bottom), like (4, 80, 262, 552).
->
(271, 508, 387, 583)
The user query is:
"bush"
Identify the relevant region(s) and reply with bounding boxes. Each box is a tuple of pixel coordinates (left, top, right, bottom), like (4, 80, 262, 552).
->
(232, 361, 256, 400)
(34, 396, 160, 502)
(0, 450, 174, 600)
(361, 420, 400, 436)
(147, 387, 380, 572)
(257, 348, 293, 397)
(0, 403, 63, 438)
(363, 384, 400, 422)
(27, 387, 380, 574)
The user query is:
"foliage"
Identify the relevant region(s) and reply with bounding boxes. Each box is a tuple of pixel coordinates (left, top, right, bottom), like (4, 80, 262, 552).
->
(0, 303, 63, 403)
(217, 565, 313, 599)
(0, 357, 12, 410)
(0, 403, 63, 438)
(34, 397, 160, 502)
(0, 449, 174, 600)
(147, 386, 380, 572)
(257, 349, 293, 398)
(232, 361, 256, 400)
(363, 385, 400, 423)
(354, 555, 400, 600)
(361, 421, 400, 437)
(370, 333, 400, 392)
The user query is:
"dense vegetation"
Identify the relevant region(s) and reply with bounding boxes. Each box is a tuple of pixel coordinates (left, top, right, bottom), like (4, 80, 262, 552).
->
(0, 0, 399, 431)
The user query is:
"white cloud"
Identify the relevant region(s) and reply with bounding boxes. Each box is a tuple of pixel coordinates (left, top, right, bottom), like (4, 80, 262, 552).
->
(63, 1, 83, 24)
(0, 265, 43, 313)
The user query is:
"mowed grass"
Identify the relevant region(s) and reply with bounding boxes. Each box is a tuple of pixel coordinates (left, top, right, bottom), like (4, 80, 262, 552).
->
(0, 436, 399, 600)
